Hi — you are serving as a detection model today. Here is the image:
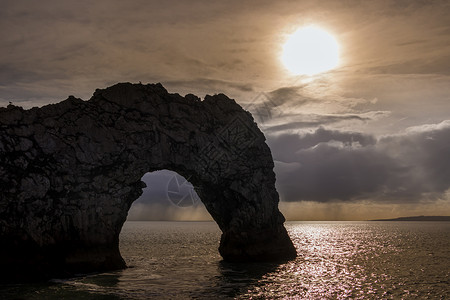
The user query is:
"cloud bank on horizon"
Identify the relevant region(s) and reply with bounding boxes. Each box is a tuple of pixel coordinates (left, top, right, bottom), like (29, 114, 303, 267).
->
(269, 121, 450, 203)
(1, 0, 449, 219)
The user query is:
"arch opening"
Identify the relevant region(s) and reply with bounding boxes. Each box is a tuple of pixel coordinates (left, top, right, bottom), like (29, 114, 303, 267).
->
(126, 170, 212, 221)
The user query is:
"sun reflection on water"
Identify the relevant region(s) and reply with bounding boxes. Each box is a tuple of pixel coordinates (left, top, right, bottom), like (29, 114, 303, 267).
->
(3, 221, 447, 299)
(240, 222, 449, 299)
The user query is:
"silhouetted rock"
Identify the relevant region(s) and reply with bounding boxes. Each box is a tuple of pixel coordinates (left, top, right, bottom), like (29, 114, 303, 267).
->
(0, 83, 296, 282)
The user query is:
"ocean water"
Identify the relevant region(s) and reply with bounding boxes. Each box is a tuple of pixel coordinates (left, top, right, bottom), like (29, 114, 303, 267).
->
(1, 221, 449, 299)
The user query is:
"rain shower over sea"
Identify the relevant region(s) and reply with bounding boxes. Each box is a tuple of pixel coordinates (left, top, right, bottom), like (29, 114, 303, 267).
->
(1, 221, 449, 299)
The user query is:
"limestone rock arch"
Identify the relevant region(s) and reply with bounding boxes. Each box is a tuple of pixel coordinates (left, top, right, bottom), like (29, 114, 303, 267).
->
(0, 83, 296, 281)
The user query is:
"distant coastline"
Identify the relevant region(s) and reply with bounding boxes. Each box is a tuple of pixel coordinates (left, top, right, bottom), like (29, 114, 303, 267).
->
(370, 216, 450, 221)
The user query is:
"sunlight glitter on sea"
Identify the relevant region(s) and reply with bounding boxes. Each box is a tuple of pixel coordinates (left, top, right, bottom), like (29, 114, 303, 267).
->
(1, 221, 449, 299)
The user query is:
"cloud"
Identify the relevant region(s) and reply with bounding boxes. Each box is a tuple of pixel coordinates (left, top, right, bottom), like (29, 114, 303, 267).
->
(404, 120, 450, 133)
(268, 121, 450, 203)
(279, 198, 450, 221)
(127, 121, 450, 220)
(263, 113, 377, 133)
(1, 0, 449, 222)
(164, 78, 254, 93)
(125, 170, 212, 221)
(132, 170, 202, 205)
(366, 54, 450, 76)
(2, 0, 450, 115)
(267, 86, 313, 107)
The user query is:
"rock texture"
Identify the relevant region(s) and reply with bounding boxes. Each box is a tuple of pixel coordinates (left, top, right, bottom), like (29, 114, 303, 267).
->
(0, 83, 296, 281)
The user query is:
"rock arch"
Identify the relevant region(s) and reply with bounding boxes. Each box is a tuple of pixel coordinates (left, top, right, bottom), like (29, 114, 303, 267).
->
(0, 83, 296, 281)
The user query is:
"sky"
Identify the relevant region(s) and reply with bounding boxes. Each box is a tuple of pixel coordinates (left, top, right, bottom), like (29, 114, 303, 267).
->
(1, 0, 449, 220)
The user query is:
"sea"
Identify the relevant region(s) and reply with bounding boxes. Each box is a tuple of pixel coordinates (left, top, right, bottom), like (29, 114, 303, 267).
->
(1, 221, 449, 299)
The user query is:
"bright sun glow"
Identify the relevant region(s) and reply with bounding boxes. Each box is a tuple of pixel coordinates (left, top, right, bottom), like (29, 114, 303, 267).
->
(281, 26, 339, 76)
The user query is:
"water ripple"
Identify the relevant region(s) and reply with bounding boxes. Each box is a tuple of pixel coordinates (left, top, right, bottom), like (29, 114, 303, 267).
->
(1, 221, 449, 299)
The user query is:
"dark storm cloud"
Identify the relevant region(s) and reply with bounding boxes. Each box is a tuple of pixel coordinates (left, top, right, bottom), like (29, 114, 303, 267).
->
(126, 170, 211, 221)
(132, 170, 201, 206)
(135, 172, 172, 205)
(268, 121, 450, 203)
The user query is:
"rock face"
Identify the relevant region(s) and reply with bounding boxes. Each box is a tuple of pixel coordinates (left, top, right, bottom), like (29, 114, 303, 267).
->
(0, 83, 296, 281)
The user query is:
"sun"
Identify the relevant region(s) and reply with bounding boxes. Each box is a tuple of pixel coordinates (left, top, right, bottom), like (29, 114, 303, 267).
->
(281, 25, 339, 76)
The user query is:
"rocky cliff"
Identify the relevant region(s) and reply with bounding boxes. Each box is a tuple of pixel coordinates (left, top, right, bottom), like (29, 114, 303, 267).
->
(0, 83, 296, 281)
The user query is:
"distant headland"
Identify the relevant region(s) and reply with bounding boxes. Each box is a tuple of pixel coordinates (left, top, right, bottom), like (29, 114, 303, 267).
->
(371, 216, 450, 221)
